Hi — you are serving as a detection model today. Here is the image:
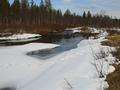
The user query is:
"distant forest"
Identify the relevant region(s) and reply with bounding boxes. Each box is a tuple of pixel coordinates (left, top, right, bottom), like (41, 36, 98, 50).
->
(0, 0, 120, 33)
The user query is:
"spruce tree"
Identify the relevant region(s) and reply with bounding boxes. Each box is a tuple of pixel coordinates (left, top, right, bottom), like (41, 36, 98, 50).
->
(11, 0, 21, 16)
(87, 11, 91, 19)
(64, 9, 71, 16)
(0, 0, 10, 16)
(83, 11, 86, 19)
(45, 0, 52, 10)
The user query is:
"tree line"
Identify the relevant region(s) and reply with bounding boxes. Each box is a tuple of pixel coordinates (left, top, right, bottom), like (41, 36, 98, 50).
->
(0, 0, 120, 33)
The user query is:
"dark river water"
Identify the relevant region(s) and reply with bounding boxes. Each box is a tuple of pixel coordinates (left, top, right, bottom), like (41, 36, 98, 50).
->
(27, 35, 83, 60)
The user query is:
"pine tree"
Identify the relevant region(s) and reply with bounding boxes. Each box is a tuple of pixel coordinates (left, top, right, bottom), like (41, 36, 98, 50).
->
(20, 0, 29, 24)
(11, 0, 21, 16)
(0, 0, 10, 25)
(40, 0, 45, 10)
(40, 0, 44, 6)
(0, 1, 2, 16)
(87, 11, 91, 19)
(83, 11, 86, 19)
(86, 11, 92, 26)
(45, 0, 52, 10)
(0, 0, 10, 16)
(20, 0, 29, 12)
(64, 9, 71, 16)
(64, 9, 71, 25)
(30, 0, 34, 7)
(21, 0, 28, 6)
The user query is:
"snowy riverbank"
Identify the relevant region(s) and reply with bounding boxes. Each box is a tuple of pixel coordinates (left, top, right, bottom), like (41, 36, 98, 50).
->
(0, 29, 116, 90)
(0, 33, 41, 44)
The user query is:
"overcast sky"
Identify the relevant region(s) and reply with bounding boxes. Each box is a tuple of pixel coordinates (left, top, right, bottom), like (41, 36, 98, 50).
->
(9, 0, 120, 18)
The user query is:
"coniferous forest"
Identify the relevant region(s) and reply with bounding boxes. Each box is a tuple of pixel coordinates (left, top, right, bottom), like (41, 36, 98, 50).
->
(0, 0, 120, 33)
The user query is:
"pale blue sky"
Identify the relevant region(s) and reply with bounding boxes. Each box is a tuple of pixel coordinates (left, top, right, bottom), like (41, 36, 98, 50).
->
(9, 0, 120, 18)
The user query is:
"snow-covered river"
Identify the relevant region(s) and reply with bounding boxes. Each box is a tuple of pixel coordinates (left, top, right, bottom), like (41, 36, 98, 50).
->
(0, 30, 115, 90)
(0, 35, 83, 90)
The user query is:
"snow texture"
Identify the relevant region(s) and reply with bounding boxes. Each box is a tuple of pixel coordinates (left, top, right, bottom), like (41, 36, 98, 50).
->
(0, 33, 41, 40)
(0, 28, 116, 90)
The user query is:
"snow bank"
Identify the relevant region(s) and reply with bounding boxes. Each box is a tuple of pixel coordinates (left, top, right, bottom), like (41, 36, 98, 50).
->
(20, 39, 114, 90)
(0, 43, 58, 89)
(65, 27, 101, 34)
(65, 27, 81, 33)
(107, 28, 120, 32)
(88, 27, 100, 33)
(0, 33, 41, 40)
